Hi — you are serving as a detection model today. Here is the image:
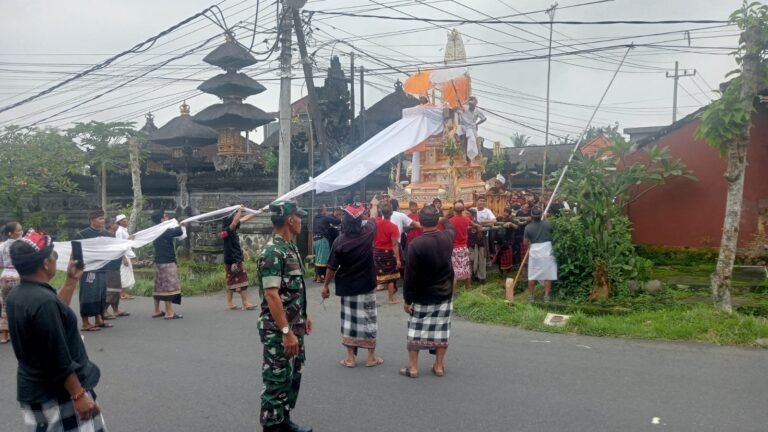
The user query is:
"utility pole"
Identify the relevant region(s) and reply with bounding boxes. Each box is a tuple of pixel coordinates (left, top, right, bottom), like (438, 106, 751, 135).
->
(541, 2, 557, 196)
(666, 61, 696, 123)
(277, 1, 294, 197)
(293, 9, 329, 171)
(359, 65, 367, 202)
(349, 52, 355, 147)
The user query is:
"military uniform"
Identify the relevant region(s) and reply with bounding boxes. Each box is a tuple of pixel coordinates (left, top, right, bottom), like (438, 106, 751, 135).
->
(258, 201, 309, 430)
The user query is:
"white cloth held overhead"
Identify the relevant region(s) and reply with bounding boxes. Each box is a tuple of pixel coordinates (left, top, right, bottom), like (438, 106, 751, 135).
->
(53, 219, 180, 272)
(280, 105, 445, 201)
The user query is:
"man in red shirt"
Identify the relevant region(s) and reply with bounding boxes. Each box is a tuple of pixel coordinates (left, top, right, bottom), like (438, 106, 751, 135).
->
(448, 201, 474, 291)
(374, 205, 402, 304)
(405, 201, 423, 247)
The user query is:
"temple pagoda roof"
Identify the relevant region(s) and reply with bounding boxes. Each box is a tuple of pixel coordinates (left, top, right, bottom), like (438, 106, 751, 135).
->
(202, 38, 257, 70)
(198, 70, 267, 98)
(192, 102, 274, 129)
(150, 102, 219, 147)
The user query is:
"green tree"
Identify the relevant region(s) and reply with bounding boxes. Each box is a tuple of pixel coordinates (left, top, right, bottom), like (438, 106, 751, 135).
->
(553, 141, 694, 299)
(583, 122, 625, 144)
(510, 132, 530, 148)
(694, 1, 768, 313)
(0, 126, 84, 221)
(67, 121, 136, 215)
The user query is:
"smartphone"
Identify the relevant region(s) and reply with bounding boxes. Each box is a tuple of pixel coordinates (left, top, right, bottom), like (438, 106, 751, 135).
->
(71, 241, 85, 270)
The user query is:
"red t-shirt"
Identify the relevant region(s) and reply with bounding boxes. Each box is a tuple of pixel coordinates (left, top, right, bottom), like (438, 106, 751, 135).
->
(449, 214, 471, 248)
(374, 218, 399, 250)
(406, 212, 423, 244)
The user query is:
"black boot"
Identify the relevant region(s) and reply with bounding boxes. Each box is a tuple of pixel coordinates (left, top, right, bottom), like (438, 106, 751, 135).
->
(286, 421, 313, 432)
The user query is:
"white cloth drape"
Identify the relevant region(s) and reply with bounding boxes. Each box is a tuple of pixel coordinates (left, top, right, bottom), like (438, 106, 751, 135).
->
(280, 105, 445, 201)
(528, 241, 558, 281)
(54, 219, 180, 272)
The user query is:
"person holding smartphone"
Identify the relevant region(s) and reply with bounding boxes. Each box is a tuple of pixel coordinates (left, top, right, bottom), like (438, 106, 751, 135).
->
(7, 231, 107, 431)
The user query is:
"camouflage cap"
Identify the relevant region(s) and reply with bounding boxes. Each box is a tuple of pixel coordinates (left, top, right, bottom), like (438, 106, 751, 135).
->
(269, 199, 307, 217)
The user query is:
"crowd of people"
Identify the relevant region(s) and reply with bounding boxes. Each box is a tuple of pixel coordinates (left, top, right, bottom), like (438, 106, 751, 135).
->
(0, 190, 558, 432)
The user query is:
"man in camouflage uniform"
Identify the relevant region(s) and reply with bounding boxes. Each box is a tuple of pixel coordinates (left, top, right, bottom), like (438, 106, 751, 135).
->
(257, 200, 313, 432)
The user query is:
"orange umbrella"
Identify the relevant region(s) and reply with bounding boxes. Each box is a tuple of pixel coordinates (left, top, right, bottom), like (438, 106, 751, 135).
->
(403, 70, 432, 96)
(442, 75, 469, 110)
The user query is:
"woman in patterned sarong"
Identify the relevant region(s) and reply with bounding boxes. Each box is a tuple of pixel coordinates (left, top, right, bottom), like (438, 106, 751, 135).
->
(0, 221, 23, 344)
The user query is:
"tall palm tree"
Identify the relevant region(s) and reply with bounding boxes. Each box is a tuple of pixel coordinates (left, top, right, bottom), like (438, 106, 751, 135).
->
(510, 132, 530, 148)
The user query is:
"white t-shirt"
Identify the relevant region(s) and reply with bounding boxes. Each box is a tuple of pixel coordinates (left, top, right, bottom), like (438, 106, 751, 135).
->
(473, 207, 496, 223)
(389, 211, 413, 236)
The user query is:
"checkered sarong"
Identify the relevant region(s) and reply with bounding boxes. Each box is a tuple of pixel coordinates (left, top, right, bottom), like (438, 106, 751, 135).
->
(19, 391, 108, 432)
(340, 293, 377, 349)
(407, 299, 453, 351)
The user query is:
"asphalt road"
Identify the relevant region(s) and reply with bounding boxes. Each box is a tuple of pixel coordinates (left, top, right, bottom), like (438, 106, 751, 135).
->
(1, 283, 766, 432)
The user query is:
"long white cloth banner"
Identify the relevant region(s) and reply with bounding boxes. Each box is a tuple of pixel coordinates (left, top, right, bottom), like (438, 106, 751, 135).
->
(179, 205, 241, 225)
(53, 219, 180, 272)
(279, 105, 445, 201)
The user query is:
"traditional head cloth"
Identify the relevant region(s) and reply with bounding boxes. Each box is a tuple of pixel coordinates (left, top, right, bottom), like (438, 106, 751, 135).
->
(343, 204, 366, 219)
(10, 230, 55, 274)
(115, 214, 127, 223)
(88, 209, 105, 220)
(495, 174, 506, 185)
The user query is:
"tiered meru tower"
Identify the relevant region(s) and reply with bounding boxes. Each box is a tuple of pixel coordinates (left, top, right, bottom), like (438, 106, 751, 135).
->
(194, 34, 275, 156)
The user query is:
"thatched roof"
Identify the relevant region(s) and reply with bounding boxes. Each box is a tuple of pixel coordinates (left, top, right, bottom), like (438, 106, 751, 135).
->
(192, 102, 275, 129)
(198, 71, 267, 98)
(150, 103, 218, 147)
(202, 39, 256, 70)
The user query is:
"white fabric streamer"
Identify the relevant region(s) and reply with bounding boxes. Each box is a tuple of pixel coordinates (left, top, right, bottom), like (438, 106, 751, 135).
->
(54, 219, 180, 272)
(279, 105, 444, 202)
(180, 205, 241, 224)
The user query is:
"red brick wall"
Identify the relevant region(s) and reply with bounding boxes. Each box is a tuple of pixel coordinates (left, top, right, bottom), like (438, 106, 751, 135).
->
(625, 108, 768, 248)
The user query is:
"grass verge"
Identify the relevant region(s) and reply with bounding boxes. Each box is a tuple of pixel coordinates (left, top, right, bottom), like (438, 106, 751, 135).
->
(454, 283, 768, 347)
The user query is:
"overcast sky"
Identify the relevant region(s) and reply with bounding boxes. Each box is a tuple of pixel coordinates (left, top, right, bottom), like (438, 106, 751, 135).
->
(0, 0, 741, 147)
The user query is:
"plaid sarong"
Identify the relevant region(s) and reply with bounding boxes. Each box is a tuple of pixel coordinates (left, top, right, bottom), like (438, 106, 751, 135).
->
(407, 299, 453, 351)
(19, 390, 108, 432)
(451, 247, 471, 281)
(153, 263, 181, 305)
(340, 293, 377, 349)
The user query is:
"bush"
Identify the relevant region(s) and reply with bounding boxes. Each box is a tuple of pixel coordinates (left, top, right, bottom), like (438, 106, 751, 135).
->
(551, 214, 652, 301)
(636, 245, 718, 267)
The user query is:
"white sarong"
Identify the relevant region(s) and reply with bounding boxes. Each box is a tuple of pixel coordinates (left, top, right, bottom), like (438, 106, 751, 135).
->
(528, 241, 558, 281)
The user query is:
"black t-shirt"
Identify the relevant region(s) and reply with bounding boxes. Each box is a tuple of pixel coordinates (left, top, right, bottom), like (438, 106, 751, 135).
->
(223, 222, 243, 265)
(327, 219, 377, 296)
(7, 281, 101, 403)
(403, 221, 455, 305)
(312, 215, 341, 239)
(153, 227, 183, 264)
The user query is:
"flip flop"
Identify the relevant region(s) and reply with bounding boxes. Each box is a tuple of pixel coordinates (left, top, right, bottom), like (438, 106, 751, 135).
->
(81, 327, 101, 332)
(0, 338, 10, 344)
(103, 315, 116, 320)
(431, 366, 445, 377)
(152, 312, 164, 318)
(366, 357, 384, 368)
(399, 367, 418, 379)
(98, 322, 113, 328)
(115, 312, 131, 317)
(164, 313, 183, 320)
(244, 305, 258, 311)
(339, 359, 356, 368)
(227, 305, 240, 311)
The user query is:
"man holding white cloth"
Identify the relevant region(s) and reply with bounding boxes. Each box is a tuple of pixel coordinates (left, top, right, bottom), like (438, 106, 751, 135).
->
(524, 206, 557, 303)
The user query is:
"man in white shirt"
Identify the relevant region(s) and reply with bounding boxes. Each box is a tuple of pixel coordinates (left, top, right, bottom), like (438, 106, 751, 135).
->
(114, 214, 135, 300)
(471, 197, 496, 273)
(388, 199, 419, 236)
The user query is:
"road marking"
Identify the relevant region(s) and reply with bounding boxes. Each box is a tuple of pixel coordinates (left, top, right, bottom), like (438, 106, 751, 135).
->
(530, 340, 551, 343)
(576, 344, 591, 349)
(651, 417, 661, 425)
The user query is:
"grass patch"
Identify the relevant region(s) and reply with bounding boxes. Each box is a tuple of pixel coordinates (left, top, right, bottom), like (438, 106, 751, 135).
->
(50, 259, 262, 297)
(454, 282, 768, 347)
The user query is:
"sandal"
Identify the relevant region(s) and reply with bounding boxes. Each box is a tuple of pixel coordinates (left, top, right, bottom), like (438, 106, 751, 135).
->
(152, 312, 164, 318)
(98, 322, 113, 328)
(164, 313, 183, 320)
(339, 359, 356, 368)
(115, 311, 131, 317)
(366, 357, 384, 368)
(227, 305, 241, 311)
(399, 367, 418, 379)
(103, 315, 116, 320)
(0, 338, 10, 344)
(431, 366, 445, 377)
(81, 327, 101, 332)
